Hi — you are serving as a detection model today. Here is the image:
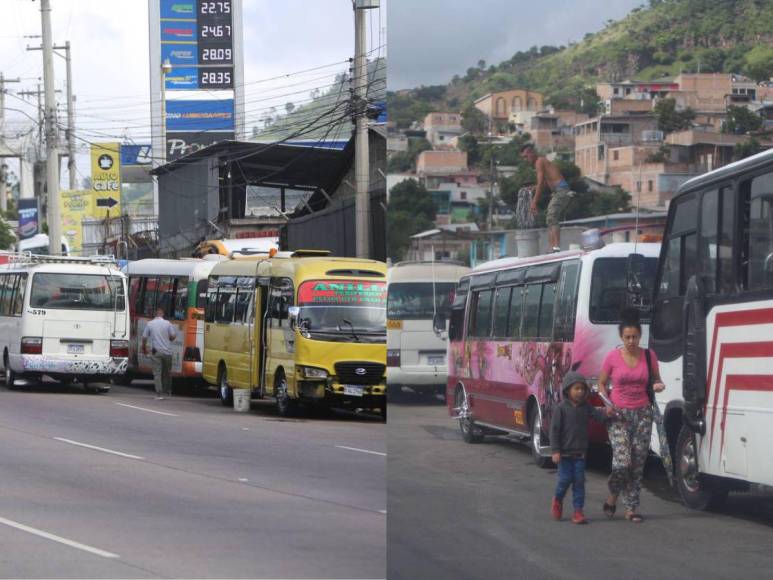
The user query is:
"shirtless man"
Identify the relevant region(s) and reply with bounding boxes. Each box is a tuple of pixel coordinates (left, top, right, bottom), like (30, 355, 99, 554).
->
(520, 144, 574, 251)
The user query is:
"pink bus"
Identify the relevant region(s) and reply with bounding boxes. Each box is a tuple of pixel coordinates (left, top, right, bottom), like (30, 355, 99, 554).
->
(444, 242, 660, 466)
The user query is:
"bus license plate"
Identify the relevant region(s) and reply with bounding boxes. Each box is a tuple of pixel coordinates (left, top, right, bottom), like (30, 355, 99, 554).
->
(67, 344, 85, 354)
(428, 355, 445, 365)
(343, 385, 364, 397)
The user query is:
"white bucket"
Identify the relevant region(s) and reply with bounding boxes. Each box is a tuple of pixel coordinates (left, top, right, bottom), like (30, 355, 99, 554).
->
(514, 229, 539, 258)
(233, 389, 251, 412)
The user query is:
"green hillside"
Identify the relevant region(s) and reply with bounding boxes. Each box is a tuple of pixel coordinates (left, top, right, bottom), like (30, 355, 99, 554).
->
(388, 0, 773, 128)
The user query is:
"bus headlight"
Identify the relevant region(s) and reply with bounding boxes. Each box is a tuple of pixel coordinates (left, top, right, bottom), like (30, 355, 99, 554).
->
(299, 366, 328, 379)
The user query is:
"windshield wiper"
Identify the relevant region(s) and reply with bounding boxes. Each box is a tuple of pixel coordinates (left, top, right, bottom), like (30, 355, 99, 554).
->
(338, 319, 359, 341)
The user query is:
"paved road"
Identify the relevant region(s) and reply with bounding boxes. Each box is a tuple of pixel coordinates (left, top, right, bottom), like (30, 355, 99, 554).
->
(0, 380, 385, 579)
(387, 399, 773, 580)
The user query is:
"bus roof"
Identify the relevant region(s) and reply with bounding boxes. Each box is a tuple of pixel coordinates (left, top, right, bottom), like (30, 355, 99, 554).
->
(469, 242, 661, 276)
(210, 256, 386, 281)
(388, 261, 470, 283)
(675, 147, 773, 199)
(0, 262, 124, 275)
(123, 258, 219, 279)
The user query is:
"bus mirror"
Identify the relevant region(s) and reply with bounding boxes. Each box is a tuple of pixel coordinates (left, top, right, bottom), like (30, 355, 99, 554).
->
(288, 306, 300, 327)
(432, 312, 446, 336)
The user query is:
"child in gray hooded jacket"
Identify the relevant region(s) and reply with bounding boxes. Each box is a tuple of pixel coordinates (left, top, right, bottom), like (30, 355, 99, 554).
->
(549, 371, 613, 524)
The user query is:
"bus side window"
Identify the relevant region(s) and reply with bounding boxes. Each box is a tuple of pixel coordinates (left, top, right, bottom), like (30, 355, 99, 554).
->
(743, 171, 773, 291)
(1, 275, 16, 317)
(12, 274, 27, 316)
(538, 283, 557, 340)
(215, 279, 235, 323)
(718, 186, 736, 294)
(129, 277, 142, 315)
(173, 277, 189, 321)
(522, 284, 542, 339)
(492, 287, 511, 338)
(205, 277, 218, 323)
(234, 277, 253, 323)
(157, 276, 174, 318)
(469, 290, 493, 338)
(554, 261, 580, 342)
(142, 277, 159, 317)
(448, 279, 469, 342)
(0, 275, 7, 316)
(699, 189, 719, 294)
(508, 286, 523, 339)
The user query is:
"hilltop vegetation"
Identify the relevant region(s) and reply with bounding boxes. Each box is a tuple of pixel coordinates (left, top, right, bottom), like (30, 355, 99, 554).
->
(388, 0, 773, 128)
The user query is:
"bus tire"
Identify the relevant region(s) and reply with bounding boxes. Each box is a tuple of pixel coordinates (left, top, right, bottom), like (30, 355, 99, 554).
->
(529, 406, 552, 468)
(675, 424, 728, 510)
(275, 374, 297, 417)
(113, 374, 133, 387)
(4, 353, 17, 390)
(455, 386, 483, 444)
(379, 404, 387, 422)
(218, 366, 233, 407)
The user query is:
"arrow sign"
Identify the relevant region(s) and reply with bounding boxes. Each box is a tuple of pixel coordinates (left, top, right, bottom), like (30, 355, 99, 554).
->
(96, 197, 118, 209)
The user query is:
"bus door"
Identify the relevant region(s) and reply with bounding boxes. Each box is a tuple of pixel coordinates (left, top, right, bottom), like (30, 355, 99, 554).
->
(254, 277, 270, 393)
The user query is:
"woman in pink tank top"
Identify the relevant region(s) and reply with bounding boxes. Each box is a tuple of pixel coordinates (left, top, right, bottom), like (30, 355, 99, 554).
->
(597, 309, 665, 523)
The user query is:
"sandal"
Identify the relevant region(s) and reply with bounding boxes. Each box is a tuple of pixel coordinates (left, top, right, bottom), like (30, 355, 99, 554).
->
(625, 512, 644, 523)
(603, 501, 616, 518)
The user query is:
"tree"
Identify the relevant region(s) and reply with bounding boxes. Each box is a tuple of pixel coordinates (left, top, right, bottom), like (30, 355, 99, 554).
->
(722, 105, 763, 135)
(386, 138, 432, 173)
(461, 104, 488, 135)
(734, 137, 763, 161)
(743, 46, 773, 82)
(285, 102, 295, 114)
(387, 179, 436, 262)
(0, 216, 14, 250)
(458, 134, 482, 166)
(654, 98, 695, 133)
(477, 59, 486, 70)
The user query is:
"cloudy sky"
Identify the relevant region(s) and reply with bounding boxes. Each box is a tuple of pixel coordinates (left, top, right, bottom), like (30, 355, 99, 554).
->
(388, 0, 642, 89)
(0, 0, 382, 183)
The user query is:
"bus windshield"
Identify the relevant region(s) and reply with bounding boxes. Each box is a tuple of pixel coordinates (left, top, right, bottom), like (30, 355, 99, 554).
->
(387, 282, 456, 320)
(31, 273, 125, 310)
(297, 279, 386, 340)
(589, 257, 658, 323)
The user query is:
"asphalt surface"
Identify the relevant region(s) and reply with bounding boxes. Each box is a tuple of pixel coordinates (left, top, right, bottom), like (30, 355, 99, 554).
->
(0, 380, 385, 579)
(387, 397, 773, 580)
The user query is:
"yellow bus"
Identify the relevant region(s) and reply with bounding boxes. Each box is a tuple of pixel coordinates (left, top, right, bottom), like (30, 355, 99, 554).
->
(202, 250, 387, 419)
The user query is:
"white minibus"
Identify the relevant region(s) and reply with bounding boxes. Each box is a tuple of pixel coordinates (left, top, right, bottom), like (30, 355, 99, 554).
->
(387, 261, 470, 398)
(0, 253, 129, 392)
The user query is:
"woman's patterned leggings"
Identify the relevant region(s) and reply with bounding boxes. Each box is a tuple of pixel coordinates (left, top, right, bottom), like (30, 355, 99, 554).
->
(607, 405, 653, 510)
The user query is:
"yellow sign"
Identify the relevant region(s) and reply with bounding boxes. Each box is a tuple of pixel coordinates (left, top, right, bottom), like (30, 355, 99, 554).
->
(60, 189, 95, 255)
(90, 142, 122, 215)
(387, 319, 403, 330)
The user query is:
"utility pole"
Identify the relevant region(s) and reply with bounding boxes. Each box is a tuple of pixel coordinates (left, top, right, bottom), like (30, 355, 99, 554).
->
(28, 42, 75, 190)
(0, 73, 22, 127)
(40, 0, 61, 254)
(353, 0, 378, 259)
(19, 84, 45, 151)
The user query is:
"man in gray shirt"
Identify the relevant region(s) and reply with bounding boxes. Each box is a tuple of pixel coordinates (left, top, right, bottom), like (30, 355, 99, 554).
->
(142, 307, 178, 399)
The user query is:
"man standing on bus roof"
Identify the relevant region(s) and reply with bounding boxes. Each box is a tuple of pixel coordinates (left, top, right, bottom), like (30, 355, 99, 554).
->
(142, 307, 178, 400)
(520, 143, 575, 252)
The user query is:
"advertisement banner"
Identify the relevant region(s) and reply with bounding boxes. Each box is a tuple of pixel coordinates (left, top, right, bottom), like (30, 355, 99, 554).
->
(120, 144, 152, 166)
(90, 143, 122, 216)
(160, 22, 196, 42)
(162, 43, 198, 66)
(60, 190, 95, 255)
(165, 68, 198, 90)
(17, 198, 39, 240)
(160, 0, 195, 20)
(166, 130, 233, 161)
(165, 99, 234, 131)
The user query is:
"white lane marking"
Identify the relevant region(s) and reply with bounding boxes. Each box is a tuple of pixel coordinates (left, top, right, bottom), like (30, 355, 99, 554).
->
(0, 515, 120, 559)
(378, 510, 387, 515)
(238, 478, 249, 482)
(53, 438, 144, 460)
(335, 445, 387, 457)
(115, 402, 178, 417)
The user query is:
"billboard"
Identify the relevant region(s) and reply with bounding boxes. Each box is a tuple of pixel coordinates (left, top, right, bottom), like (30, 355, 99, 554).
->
(60, 190, 95, 255)
(166, 99, 234, 132)
(166, 130, 232, 161)
(17, 198, 39, 240)
(90, 143, 122, 216)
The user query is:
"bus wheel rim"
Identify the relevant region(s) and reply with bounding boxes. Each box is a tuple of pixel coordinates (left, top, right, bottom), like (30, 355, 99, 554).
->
(680, 436, 701, 493)
(532, 412, 542, 453)
(458, 389, 470, 434)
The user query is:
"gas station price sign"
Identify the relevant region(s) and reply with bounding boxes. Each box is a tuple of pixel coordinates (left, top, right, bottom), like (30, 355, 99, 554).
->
(197, 0, 234, 88)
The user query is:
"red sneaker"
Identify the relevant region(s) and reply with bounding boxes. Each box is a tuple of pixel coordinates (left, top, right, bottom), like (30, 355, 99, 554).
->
(551, 497, 563, 520)
(571, 509, 588, 524)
